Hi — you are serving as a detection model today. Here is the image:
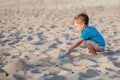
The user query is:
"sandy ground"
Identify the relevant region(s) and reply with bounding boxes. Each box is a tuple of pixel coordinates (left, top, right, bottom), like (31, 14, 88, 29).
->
(0, 0, 120, 80)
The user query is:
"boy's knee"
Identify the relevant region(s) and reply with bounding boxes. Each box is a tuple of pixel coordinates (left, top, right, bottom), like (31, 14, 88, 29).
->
(84, 40, 91, 45)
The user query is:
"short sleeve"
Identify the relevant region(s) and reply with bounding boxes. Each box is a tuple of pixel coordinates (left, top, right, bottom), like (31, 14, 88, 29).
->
(80, 29, 90, 39)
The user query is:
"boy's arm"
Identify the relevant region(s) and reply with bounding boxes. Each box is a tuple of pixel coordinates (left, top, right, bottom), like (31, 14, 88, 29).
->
(66, 38, 85, 55)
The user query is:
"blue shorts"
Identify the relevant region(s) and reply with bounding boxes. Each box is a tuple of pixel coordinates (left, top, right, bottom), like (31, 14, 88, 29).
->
(99, 46, 105, 52)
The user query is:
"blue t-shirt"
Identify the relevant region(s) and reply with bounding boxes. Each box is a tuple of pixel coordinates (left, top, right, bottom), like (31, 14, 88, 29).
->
(80, 26, 105, 46)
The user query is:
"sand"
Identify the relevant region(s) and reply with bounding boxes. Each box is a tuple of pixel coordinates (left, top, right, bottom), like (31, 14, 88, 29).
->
(0, 0, 120, 80)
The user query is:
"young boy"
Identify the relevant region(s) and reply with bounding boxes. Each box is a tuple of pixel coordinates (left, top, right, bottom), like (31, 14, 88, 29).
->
(64, 13, 105, 56)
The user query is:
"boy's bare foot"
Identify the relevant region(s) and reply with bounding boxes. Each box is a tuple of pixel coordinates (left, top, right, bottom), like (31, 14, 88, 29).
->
(96, 51, 103, 55)
(86, 50, 97, 55)
(86, 50, 92, 55)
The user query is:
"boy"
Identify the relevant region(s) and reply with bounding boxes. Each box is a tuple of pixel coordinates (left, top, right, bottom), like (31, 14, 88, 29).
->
(60, 13, 105, 58)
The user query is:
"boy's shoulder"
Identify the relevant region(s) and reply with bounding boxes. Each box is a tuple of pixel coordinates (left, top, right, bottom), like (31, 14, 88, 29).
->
(82, 26, 97, 33)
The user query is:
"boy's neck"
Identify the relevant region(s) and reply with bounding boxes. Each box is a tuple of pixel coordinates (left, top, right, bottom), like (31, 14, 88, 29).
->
(81, 25, 88, 32)
(85, 25, 88, 27)
(83, 25, 88, 29)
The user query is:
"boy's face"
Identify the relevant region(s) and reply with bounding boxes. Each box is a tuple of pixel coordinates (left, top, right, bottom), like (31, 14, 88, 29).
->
(74, 21, 85, 32)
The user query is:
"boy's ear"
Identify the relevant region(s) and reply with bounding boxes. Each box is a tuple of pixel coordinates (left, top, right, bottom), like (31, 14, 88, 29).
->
(81, 23, 85, 26)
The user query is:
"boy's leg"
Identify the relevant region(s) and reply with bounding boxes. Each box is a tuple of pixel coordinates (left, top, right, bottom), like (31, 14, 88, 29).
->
(84, 40, 100, 55)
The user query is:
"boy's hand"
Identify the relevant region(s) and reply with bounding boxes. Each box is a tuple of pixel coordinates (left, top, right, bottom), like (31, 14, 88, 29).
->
(66, 49, 71, 55)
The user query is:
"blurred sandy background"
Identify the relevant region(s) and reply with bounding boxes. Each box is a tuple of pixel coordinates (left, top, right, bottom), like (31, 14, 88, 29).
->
(0, 0, 120, 80)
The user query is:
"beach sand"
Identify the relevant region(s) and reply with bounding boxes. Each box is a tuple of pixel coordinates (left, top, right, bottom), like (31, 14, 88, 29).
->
(0, 0, 120, 80)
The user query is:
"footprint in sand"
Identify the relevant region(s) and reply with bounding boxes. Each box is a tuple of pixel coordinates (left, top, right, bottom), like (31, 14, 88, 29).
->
(112, 62, 120, 68)
(2, 59, 31, 74)
(0, 33, 4, 38)
(49, 43, 58, 48)
(32, 32, 45, 45)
